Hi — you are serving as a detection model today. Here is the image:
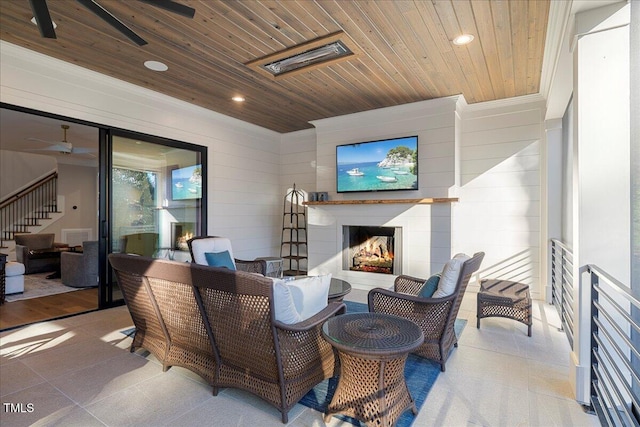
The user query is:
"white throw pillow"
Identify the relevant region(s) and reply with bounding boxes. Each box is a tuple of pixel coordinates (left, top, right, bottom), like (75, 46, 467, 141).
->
(287, 274, 331, 321)
(272, 279, 303, 324)
(432, 253, 470, 298)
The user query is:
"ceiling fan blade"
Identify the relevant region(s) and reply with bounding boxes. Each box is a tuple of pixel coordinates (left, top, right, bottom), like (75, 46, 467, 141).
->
(139, 0, 195, 19)
(27, 144, 71, 153)
(76, 0, 148, 46)
(29, 0, 57, 39)
(70, 147, 96, 154)
(26, 137, 61, 144)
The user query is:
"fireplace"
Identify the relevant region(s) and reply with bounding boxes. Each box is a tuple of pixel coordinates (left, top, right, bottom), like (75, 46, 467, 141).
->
(171, 222, 195, 251)
(342, 226, 402, 274)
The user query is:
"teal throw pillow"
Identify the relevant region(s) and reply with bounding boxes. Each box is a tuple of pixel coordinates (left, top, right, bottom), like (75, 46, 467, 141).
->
(418, 273, 441, 298)
(204, 251, 236, 270)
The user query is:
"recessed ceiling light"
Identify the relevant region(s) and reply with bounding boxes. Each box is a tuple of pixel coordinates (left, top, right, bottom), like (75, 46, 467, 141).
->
(31, 16, 57, 29)
(144, 60, 168, 71)
(453, 34, 474, 46)
(232, 96, 245, 102)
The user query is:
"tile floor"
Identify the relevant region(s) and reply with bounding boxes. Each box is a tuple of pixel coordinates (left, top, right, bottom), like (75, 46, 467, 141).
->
(0, 289, 600, 427)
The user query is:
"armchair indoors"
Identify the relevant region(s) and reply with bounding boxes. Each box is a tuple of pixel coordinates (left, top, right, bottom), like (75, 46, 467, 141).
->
(60, 241, 98, 288)
(187, 236, 282, 277)
(368, 252, 485, 371)
(14, 233, 69, 274)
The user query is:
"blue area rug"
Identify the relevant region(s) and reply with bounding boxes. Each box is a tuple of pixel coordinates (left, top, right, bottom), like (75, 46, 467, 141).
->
(300, 300, 467, 427)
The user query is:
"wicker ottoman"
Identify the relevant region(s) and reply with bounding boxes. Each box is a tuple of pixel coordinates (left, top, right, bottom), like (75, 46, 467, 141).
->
(477, 279, 532, 337)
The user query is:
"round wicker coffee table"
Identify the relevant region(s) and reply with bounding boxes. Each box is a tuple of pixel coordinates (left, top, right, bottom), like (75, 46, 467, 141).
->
(322, 312, 424, 427)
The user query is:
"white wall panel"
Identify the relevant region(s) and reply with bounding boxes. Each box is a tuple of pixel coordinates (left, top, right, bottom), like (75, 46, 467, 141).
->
(1, 41, 282, 260)
(457, 100, 544, 298)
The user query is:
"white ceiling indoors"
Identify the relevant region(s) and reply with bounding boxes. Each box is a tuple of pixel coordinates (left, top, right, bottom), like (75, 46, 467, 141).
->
(0, 108, 99, 166)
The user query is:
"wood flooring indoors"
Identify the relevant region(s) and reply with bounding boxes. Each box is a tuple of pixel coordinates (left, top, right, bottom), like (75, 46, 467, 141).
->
(0, 288, 98, 331)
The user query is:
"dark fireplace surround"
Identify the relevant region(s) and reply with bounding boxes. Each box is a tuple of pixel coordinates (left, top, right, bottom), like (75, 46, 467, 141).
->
(342, 225, 402, 275)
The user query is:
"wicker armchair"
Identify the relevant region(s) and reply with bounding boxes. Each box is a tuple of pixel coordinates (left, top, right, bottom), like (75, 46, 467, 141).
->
(188, 236, 281, 277)
(108, 254, 216, 385)
(368, 252, 485, 372)
(190, 265, 345, 423)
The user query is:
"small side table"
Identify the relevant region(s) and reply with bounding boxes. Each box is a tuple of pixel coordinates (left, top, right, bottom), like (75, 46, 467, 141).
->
(328, 278, 351, 303)
(477, 279, 532, 336)
(255, 256, 284, 278)
(322, 312, 424, 427)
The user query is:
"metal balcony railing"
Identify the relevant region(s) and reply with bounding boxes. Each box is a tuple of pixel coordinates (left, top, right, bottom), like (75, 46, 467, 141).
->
(589, 264, 639, 427)
(551, 238, 575, 347)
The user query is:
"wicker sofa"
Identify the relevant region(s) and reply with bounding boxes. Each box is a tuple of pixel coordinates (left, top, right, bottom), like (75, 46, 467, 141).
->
(108, 253, 345, 423)
(108, 254, 216, 385)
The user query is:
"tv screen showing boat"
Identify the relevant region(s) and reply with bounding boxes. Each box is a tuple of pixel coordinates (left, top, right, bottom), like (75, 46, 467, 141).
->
(171, 164, 202, 200)
(336, 136, 418, 193)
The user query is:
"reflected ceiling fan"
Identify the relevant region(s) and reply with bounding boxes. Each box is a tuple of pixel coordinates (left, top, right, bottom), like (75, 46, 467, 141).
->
(26, 124, 96, 157)
(29, 0, 195, 46)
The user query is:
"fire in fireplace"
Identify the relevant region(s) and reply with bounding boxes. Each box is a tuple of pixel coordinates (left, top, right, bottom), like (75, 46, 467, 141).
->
(172, 222, 196, 251)
(343, 226, 402, 274)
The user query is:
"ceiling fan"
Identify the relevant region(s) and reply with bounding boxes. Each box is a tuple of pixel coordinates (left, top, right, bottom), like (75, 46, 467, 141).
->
(29, 0, 196, 46)
(26, 124, 96, 156)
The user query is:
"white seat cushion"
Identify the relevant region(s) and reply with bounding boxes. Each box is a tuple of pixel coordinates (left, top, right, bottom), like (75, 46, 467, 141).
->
(271, 274, 332, 323)
(433, 253, 470, 298)
(272, 279, 303, 324)
(286, 274, 331, 320)
(190, 237, 236, 268)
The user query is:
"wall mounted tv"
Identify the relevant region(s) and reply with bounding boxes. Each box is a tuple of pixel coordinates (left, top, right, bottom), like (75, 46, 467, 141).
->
(336, 136, 418, 193)
(171, 164, 202, 200)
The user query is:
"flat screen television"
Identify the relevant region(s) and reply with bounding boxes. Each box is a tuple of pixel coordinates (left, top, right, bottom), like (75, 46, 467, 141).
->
(336, 136, 418, 193)
(171, 164, 202, 200)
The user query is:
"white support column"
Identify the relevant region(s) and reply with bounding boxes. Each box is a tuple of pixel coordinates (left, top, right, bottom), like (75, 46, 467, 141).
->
(544, 118, 563, 304)
(570, 2, 631, 405)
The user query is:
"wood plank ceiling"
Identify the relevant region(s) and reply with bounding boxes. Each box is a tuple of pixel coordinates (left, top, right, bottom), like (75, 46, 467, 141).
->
(0, 0, 550, 133)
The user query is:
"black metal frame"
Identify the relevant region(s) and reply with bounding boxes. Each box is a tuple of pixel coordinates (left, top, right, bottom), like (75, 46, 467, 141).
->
(589, 265, 640, 427)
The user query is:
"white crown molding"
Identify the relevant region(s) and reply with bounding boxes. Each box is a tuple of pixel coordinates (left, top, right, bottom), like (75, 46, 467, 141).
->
(539, 0, 574, 102)
(462, 93, 546, 115)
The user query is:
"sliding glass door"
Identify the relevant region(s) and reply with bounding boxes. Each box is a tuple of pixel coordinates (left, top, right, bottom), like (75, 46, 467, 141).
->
(100, 130, 206, 307)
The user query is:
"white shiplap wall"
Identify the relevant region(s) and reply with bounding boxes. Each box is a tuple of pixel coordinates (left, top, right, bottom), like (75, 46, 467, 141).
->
(280, 129, 318, 196)
(299, 95, 546, 297)
(455, 97, 545, 298)
(0, 41, 283, 260)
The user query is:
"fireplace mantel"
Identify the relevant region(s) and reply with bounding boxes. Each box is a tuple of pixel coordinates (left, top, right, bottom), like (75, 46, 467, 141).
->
(304, 197, 458, 206)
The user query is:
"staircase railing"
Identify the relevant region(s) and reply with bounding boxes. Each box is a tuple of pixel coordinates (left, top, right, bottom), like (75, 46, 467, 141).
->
(0, 172, 59, 247)
(551, 238, 575, 347)
(589, 264, 639, 427)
